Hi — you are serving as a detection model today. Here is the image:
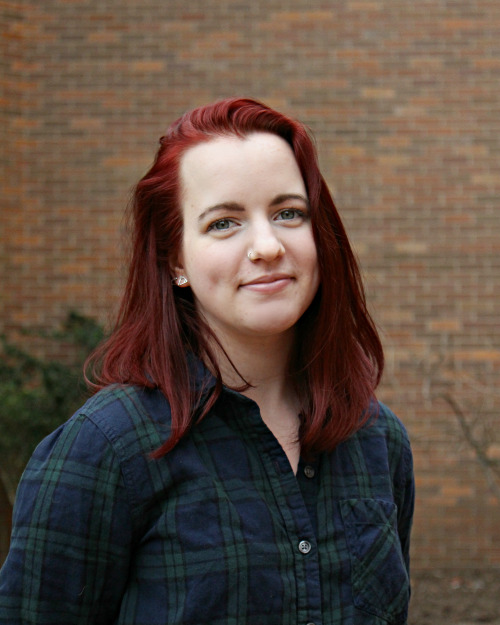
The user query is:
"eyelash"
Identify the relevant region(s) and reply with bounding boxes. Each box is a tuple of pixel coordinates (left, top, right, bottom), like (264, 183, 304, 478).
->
(207, 218, 236, 232)
(276, 208, 306, 221)
(206, 208, 307, 233)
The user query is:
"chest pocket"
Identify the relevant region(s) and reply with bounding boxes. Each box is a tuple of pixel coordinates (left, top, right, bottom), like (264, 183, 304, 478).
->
(340, 498, 410, 624)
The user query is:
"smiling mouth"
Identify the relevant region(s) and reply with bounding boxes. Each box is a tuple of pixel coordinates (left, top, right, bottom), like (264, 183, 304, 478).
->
(240, 275, 293, 292)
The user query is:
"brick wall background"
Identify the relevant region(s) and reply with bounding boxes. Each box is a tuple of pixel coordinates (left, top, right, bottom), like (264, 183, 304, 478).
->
(1, 0, 499, 571)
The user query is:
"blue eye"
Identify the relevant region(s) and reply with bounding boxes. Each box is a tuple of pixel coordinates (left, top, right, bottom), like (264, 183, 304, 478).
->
(277, 209, 305, 221)
(208, 219, 233, 231)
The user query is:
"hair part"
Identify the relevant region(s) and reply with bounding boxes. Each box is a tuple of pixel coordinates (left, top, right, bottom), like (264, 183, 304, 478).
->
(86, 97, 384, 456)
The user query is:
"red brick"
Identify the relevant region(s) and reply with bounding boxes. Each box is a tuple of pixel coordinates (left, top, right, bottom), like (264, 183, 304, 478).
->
(1, 0, 499, 573)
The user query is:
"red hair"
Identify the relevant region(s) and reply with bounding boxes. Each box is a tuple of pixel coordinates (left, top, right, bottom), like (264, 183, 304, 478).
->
(86, 97, 384, 456)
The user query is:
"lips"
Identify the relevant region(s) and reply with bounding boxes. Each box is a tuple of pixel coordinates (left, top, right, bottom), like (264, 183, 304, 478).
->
(240, 273, 293, 293)
(242, 273, 291, 285)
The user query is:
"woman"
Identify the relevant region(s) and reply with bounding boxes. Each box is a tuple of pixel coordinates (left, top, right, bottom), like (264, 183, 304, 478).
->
(0, 98, 414, 624)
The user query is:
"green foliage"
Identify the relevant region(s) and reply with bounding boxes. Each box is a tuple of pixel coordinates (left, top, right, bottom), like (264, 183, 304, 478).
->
(0, 312, 105, 503)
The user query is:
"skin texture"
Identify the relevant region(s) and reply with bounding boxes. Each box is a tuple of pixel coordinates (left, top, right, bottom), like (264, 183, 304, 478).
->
(175, 132, 320, 353)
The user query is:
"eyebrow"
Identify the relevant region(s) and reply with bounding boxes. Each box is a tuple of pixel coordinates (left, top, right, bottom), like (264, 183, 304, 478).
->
(270, 193, 309, 207)
(197, 194, 309, 222)
(198, 202, 244, 223)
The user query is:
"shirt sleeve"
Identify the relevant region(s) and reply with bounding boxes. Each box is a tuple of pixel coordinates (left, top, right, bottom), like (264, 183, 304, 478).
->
(0, 412, 136, 624)
(398, 445, 415, 575)
(393, 416, 415, 576)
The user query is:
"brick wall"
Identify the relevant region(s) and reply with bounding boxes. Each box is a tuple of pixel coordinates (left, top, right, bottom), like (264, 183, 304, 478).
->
(1, 0, 499, 570)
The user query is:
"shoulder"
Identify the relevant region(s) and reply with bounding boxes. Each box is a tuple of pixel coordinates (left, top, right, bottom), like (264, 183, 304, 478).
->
(360, 400, 411, 450)
(341, 400, 413, 486)
(372, 401, 414, 488)
(30, 385, 173, 481)
(23, 385, 173, 524)
(75, 384, 172, 451)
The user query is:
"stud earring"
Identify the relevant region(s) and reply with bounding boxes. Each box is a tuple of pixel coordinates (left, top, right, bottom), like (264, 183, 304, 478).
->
(248, 250, 257, 261)
(173, 275, 189, 287)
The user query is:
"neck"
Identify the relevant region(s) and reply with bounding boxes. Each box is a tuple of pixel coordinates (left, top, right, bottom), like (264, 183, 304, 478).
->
(211, 329, 294, 390)
(213, 329, 299, 418)
(208, 328, 301, 473)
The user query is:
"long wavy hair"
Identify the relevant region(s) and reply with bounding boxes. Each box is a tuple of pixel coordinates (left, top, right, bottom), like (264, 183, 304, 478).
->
(86, 97, 384, 456)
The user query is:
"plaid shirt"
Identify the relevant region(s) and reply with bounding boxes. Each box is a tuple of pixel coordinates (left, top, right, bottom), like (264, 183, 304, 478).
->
(0, 373, 414, 625)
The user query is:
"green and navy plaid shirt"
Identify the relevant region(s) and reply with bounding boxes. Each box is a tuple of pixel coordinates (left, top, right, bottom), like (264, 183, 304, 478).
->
(0, 370, 414, 625)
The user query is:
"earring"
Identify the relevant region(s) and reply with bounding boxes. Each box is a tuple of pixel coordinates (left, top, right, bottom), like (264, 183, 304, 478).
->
(173, 275, 189, 287)
(248, 250, 257, 261)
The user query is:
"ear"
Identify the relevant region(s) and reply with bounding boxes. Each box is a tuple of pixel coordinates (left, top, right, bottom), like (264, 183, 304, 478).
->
(169, 247, 183, 278)
(170, 254, 190, 288)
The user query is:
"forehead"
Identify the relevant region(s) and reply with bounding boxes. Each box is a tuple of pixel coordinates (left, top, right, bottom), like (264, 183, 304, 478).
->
(179, 132, 303, 194)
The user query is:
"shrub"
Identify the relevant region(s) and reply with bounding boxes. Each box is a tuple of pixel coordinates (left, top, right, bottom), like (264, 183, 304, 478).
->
(0, 312, 104, 503)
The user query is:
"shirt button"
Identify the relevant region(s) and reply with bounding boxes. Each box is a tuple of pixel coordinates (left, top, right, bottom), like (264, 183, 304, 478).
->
(298, 540, 312, 554)
(304, 465, 315, 478)
(306, 622, 316, 625)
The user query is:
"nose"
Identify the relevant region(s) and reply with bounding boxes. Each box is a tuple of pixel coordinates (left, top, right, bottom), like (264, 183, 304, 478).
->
(247, 223, 285, 262)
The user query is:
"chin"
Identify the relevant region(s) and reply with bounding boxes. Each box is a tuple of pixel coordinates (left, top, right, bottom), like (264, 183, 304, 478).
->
(243, 318, 299, 338)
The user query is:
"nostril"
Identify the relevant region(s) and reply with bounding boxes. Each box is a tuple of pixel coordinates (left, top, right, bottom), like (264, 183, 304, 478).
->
(249, 239, 285, 261)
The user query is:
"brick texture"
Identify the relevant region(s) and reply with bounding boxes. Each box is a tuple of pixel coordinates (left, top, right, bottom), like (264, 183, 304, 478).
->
(1, 0, 499, 571)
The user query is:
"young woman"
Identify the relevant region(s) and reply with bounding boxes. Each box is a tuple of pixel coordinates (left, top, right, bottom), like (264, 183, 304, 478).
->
(0, 98, 414, 625)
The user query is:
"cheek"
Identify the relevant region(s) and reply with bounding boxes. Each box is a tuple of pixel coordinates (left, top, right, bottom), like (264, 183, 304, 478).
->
(302, 239, 321, 296)
(186, 241, 239, 280)
(300, 232, 319, 273)
(185, 249, 233, 295)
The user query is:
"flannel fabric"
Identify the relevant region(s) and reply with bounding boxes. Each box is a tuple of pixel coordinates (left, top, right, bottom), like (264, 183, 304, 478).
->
(0, 370, 414, 625)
